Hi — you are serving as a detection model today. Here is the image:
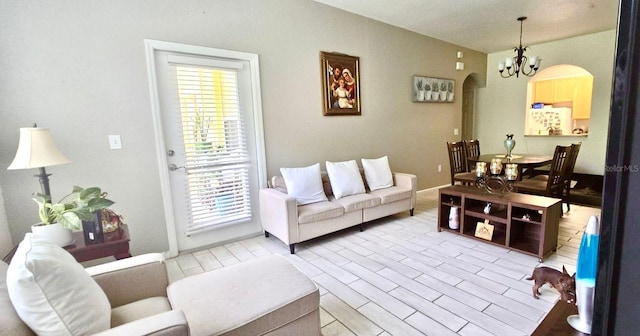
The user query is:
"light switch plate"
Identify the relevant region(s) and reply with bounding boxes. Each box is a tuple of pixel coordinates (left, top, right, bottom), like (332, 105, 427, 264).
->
(454, 128, 459, 135)
(108, 135, 122, 150)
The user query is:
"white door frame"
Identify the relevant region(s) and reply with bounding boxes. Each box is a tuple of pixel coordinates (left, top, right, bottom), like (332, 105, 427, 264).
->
(144, 39, 267, 258)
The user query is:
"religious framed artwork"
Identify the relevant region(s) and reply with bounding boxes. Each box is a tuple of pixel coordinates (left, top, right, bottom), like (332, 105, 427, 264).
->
(320, 52, 361, 115)
(412, 76, 455, 103)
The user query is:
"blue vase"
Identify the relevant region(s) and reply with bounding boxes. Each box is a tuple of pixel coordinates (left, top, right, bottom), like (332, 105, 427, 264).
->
(504, 134, 516, 158)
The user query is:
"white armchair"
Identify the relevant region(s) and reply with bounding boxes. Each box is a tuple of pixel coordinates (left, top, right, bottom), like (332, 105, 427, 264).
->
(3, 233, 320, 336)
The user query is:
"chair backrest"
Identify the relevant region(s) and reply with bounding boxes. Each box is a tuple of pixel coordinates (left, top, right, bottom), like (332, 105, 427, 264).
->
(464, 139, 481, 160)
(446, 141, 468, 183)
(565, 142, 582, 182)
(546, 145, 573, 196)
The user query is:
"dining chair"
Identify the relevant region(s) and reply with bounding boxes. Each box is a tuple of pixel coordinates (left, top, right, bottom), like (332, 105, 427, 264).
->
(525, 143, 581, 213)
(464, 139, 481, 159)
(513, 144, 573, 213)
(446, 141, 476, 185)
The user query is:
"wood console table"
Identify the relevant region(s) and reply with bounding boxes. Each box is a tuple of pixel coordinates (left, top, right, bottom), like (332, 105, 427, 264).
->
(438, 186, 562, 261)
(532, 301, 589, 335)
(64, 224, 131, 262)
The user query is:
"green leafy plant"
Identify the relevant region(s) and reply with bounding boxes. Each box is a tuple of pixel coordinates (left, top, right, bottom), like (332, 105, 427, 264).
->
(416, 79, 423, 90)
(424, 83, 431, 91)
(32, 186, 115, 230)
(440, 81, 447, 91)
(432, 82, 439, 92)
(192, 108, 212, 143)
(448, 81, 454, 93)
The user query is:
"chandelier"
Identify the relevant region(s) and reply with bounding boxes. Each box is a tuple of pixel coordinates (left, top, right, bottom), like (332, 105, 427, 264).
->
(498, 17, 541, 78)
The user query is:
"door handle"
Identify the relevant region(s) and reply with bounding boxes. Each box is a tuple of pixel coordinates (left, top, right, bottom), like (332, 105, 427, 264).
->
(168, 164, 185, 171)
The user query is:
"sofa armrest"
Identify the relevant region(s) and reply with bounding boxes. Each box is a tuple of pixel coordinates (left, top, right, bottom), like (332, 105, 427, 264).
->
(259, 188, 299, 245)
(86, 253, 169, 308)
(393, 172, 418, 209)
(92, 310, 189, 336)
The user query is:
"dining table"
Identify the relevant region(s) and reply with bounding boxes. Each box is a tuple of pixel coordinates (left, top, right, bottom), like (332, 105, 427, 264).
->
(468, 153, 553, 180)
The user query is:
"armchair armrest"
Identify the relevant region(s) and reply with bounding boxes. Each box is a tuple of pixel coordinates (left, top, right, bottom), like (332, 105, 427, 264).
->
(393, 172, 418, 209)
(259, 188, 299, 245)
(92, 310, 189, 336)
(86, 253, 169, 308)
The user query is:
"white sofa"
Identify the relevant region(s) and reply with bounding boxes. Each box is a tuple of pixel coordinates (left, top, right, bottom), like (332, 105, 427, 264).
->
(259, 169, 417, 253)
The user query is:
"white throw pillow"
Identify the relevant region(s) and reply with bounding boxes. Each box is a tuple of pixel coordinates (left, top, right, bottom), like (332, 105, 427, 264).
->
(326, 160, 366, 199)
(7, 233, 111, 335)
(362, 156, 394, 191)
(280, 163, 328, 205)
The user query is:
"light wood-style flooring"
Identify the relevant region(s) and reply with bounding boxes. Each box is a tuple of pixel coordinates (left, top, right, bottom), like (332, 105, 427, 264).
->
(167, 188, 601, 336)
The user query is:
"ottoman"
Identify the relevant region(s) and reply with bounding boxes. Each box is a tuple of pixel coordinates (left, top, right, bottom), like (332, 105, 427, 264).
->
(167, 254, 320, 336)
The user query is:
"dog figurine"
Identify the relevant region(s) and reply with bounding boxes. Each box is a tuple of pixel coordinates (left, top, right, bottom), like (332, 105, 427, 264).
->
(526, 266, 576, 303)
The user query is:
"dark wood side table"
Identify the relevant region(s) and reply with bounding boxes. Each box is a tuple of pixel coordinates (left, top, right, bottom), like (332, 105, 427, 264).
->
(64, 224, 131, 262)
(532, 300, 589, 335)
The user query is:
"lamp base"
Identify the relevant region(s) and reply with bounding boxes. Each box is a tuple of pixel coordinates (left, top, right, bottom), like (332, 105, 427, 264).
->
(567, 314, 591, 334)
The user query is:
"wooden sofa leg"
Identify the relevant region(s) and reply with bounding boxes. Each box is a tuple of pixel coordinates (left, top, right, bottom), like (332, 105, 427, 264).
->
(410, 208, 414, 216)
(264, 231, 270, 238)
(289, 244, 295, 254)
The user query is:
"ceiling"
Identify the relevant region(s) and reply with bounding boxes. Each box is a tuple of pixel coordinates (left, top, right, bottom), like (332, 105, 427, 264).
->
(312, 0, 619, 53)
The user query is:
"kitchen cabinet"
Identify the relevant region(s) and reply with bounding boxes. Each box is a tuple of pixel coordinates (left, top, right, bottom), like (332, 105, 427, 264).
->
(533, 80, 555, 103)
(532, 76, 593, 120)
(533, 78, 574, 103)
(573, 76, 593, 119)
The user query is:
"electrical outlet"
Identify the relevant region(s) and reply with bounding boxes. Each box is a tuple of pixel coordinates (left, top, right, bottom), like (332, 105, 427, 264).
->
(108, 135, 122, 150)
(454, 128, 459, 135)
(438, 164, 442, 172)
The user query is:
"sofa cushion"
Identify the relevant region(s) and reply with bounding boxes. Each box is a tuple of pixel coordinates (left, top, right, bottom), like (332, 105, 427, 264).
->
(167, 255, 319, 336)
(280, 163, 328, 205)
(362, 156, 394, 191)
(369, 186, 412, 204)
(6, 233, 111, 335)
(326, 160, 366, 199)
(298, 201, 345, 224)
(111, 296, 172, 327)
(330, 193, 381, 213)
(0, 261, 35, 336)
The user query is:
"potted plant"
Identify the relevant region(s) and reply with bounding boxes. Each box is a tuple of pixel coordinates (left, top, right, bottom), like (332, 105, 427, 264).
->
(439, 81, 448, 101)
(424, 82, 432, 101)
(415, 79, 425, 101)
(447, 81, 455, 102)
(32, 186, 114, 246)
(431, 81, 439, 100)
(193, 108, 213, 153)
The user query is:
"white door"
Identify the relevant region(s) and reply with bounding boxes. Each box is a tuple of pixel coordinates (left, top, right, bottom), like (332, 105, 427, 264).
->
(146, 41, 266, 254)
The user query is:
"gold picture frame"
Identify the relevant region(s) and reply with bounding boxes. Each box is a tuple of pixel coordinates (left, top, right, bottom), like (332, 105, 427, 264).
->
(321, 52, 361, 115)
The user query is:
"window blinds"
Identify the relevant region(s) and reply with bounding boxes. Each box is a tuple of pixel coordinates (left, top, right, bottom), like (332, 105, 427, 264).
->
(171, 61, 251, 235)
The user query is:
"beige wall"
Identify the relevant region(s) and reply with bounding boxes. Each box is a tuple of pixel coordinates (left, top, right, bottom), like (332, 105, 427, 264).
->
(476, 30, 616, 175)
(0, 0, 486, 254)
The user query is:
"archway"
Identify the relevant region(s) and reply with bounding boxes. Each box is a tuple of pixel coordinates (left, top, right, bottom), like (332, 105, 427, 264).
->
(461, 75, 480, 140)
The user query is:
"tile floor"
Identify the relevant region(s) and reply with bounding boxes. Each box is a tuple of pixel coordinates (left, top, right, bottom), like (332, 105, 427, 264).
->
(166, 188, 601, 336)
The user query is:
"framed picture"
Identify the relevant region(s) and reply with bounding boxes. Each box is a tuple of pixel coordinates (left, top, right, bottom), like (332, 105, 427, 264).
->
(413, 76, 455, 103)
(321, 52, 361, 115)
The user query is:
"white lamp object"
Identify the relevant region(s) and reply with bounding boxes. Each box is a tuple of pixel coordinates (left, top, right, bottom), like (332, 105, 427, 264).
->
(7, 126, 70, 199)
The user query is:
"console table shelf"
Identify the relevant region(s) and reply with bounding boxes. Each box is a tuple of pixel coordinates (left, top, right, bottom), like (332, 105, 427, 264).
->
(438, 186, 562, 261)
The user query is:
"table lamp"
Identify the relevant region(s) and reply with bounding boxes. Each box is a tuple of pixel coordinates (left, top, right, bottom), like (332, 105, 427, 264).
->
(7, 126, 70, 200)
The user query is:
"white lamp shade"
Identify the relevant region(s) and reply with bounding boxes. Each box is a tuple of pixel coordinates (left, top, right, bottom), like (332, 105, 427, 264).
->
(7, 128, 70, 170)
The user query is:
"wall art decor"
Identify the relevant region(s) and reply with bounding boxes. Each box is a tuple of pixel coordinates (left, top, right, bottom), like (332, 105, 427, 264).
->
(321, 51, 361, 115)
(413, 76, 455, 103)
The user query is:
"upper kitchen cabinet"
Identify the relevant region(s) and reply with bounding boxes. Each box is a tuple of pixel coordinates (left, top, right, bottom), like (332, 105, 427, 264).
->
(572, 76, 594, 119)
(528, 65, 594, 134)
